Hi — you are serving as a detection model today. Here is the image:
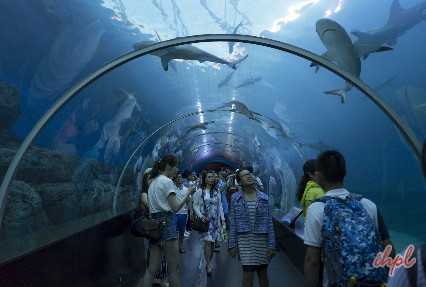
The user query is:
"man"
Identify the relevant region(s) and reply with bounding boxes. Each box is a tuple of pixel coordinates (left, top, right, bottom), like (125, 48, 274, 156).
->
(304, 150, 395, 287)
(246, 165, 264, 192)
(182, 170, 191, 188)
(174, 172, 194, 253)
(182, 170, 193, 232)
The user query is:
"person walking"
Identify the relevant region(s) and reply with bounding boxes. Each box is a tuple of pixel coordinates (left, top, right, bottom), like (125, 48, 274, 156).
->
(141, 155, 196, 287)
(193, 171, 226, 276)
(173, 171, 193, 253)
(228, 169, 276, 287)
(138, 168, 169, 287)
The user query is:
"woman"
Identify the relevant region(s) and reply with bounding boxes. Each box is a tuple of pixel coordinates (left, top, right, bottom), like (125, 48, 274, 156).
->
(296, 159, 325, 222)
(193, 171, 226, 275)
(141, 155, 196, 287)
(138, 168, 169, 287)
(228, 169, 276, 287)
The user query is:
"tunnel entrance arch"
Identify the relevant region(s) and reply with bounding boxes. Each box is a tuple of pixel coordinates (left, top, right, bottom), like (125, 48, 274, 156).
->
(0, 34, 422, 228)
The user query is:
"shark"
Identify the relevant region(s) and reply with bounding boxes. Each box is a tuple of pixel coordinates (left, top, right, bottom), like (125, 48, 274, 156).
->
(215, 100, 265, 125)
(28, 19, 105, 105)
(299, 141, 336, 152)
(218, 69, 236, 88)
(233, 77, 262, 90)
(182, 121, 215, 138)
(94, 88, 139, 150)
(113, 87, 144, 114)
(311, 19, 393, 104)
(229, 19, 244, 54)
(133, 41, 248, 71)
(373, 76, 397, 92)
(215, 100, 259, 115)
(351, 0, 426, 49)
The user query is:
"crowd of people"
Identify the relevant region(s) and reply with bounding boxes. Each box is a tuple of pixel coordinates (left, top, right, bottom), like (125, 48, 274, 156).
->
(134, 147, 426, 287)
(135, 156, 275, 287)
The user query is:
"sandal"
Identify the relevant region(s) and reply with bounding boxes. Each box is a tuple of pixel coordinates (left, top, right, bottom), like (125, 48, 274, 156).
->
(179, 247, 186, 253)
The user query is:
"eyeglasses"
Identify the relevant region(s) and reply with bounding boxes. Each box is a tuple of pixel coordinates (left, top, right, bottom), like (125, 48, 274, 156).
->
(240, 173, 253, 179)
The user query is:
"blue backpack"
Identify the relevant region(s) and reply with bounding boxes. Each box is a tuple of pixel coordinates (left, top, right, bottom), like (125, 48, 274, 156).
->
(312, 193, 388, 287)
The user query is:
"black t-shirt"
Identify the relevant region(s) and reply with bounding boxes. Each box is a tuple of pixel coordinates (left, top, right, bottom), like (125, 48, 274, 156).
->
(377, 209, 390, 241)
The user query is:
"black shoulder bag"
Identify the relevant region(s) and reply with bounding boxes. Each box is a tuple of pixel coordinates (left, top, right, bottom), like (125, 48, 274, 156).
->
(193, 190, 209, 232)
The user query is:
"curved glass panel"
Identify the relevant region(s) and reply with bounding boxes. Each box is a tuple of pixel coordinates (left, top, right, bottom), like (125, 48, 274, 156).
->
(1, 0, 426, 264)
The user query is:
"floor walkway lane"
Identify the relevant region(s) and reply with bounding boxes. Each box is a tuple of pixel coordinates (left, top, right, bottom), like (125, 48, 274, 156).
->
(136, 231, 305, 287)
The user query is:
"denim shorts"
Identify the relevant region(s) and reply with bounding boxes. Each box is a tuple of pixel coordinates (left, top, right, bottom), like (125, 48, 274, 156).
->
(149, 211, 177, 245)
(174, 214, 188, 235)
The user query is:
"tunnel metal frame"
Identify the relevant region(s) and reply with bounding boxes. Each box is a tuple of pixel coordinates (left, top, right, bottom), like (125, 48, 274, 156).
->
(0, 34, 422, 229)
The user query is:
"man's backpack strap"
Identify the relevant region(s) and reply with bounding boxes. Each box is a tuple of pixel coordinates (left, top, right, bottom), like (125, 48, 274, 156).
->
(312, 196, 332, 204)
(408, 244, 426, 287)
(348, 193, 363, 201)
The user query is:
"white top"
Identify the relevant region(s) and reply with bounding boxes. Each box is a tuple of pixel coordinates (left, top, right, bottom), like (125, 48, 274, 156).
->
(304, 188, 379, 287)
(193, 188, 225, 222)
(174, 185, 190, 215)
(148, 175, 176, 213)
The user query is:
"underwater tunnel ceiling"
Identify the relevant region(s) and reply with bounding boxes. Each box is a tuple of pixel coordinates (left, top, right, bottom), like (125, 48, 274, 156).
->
(1, 0, 426, 261)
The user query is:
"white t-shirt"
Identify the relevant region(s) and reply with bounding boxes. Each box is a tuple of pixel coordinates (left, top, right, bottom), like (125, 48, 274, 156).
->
(174, 185, 190, 215)
(148, 175, 176, 213)
(304, 188, 379, 287)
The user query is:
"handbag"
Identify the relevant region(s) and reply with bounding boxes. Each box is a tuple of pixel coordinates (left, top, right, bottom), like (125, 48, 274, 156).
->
(131, 209, 169, 240)
(192, 190, 209, 232)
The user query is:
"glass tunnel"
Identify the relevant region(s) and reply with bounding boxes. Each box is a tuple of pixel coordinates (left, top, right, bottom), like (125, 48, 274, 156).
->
(1, 0, 426, 285)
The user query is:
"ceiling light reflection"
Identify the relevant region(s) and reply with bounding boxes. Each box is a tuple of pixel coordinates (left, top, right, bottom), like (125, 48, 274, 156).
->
(267, 0, 321, 33)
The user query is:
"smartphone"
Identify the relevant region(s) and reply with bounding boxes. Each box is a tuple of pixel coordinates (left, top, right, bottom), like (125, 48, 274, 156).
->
(228, 175, 235, 187)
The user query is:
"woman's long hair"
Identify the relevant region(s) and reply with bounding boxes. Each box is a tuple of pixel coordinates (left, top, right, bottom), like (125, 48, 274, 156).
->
(141, 173, 150, 194)
(137, 172, 151, 210)
(201, 171, 216, 198)
(296, 174, 310, 201)
(150, 155, 180, 179)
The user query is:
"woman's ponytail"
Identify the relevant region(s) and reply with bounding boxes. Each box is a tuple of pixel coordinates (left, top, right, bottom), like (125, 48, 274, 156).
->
(151, 159, 162, 179)
(296, 174, 310, 201)
(150, 155, 180, 179)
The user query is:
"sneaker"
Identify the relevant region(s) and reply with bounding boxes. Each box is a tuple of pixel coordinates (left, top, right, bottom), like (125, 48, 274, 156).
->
(179, 247, 186, 253)
(214, 243, 220, 252)
(184, 231, 190, 236)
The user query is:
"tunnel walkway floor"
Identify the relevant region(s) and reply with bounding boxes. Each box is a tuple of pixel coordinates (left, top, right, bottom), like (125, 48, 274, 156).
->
(135, 230, 305, 287)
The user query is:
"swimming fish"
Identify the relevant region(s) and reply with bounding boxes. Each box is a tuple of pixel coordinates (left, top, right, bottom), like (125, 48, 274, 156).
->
(133, 41, 248, 71)
(351, 0, 426, 47)
(233, 77, 262, 90)
(229, 19, 244, 54)
(218, 69, 236, 88)
(373, 76, 397, 92)
(311, 19, 393, 104)
(182, 121, 215, 138)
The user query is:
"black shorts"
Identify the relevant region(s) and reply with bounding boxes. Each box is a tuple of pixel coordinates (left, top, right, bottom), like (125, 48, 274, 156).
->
(242, 264, 268, 273)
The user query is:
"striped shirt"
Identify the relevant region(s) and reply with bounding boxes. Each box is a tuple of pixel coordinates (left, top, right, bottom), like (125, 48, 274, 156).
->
(387, 247, 426, 287)
(237, 199, 268, 266)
